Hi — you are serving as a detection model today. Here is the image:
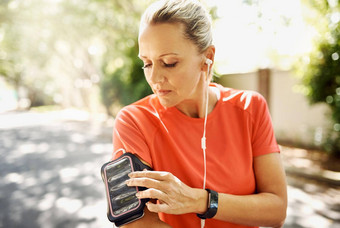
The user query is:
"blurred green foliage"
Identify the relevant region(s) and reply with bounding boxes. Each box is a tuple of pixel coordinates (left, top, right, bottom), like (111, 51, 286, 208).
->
(0, 0, 152, 114)
(297, 0, 340, 156)
(94, 0, 154, 115)
(100, 38, 152, 115)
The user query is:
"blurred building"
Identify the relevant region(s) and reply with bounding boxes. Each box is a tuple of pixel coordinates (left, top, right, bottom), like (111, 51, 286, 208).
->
(219, 69, 331, 148)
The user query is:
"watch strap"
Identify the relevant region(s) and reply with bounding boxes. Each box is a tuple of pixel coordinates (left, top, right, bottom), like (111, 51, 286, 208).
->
(197, 189, 218, 219)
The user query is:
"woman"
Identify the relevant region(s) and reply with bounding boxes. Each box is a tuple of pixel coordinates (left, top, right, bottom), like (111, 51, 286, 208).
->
(112, 0, 287, 227)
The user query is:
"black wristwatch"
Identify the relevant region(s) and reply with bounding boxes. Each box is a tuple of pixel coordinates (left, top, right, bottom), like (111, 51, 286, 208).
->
(197, 189, 218, 219)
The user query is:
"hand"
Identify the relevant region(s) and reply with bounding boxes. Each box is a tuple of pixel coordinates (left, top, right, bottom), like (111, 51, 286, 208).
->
(126, 170, 207, 215)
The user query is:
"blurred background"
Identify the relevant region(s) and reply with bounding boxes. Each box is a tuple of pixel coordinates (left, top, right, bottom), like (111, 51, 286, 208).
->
(0, 0, 339, 227)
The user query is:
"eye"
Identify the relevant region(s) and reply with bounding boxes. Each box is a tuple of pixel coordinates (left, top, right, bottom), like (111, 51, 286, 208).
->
(164, 62, 177, 68)
(142, 63, 152, 70)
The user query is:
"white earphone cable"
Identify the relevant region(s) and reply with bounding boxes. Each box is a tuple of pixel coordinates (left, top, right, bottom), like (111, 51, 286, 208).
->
(201, 71, 209, 190)
(200, 60, 211, 228)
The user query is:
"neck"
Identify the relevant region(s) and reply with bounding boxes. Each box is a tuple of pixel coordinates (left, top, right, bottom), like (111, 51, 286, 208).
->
(176, 86, 218, 118)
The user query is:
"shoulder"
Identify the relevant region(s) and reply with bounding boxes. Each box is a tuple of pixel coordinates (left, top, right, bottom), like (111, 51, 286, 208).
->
(217, 84, 268, 114)
(115, 94, 163, 127)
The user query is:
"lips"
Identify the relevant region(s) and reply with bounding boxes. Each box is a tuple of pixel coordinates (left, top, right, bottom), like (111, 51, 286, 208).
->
(156, 89, 172, 96)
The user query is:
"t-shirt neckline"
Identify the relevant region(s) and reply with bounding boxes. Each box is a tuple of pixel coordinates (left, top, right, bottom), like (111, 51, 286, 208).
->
(166, 83, 222, 122)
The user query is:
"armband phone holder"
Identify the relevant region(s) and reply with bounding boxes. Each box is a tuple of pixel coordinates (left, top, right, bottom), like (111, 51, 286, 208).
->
(101, 149, 152, 227)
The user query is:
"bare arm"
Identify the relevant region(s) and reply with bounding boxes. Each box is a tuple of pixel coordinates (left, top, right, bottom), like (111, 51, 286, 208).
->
(121, 205, 171, 228)
(212, 153, 287, 227)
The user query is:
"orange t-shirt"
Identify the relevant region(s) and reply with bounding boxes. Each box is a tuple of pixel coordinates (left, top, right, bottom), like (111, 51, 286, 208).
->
(112, 83, 279, 228)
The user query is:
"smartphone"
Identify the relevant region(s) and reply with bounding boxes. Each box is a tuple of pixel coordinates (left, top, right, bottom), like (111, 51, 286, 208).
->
(101, 151, 151, 227)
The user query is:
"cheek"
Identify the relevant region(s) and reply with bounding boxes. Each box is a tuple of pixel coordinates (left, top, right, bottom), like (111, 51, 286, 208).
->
(144, 74, 151, 84)
(143, 71, 154, 85)
(174, 69, 201, 94)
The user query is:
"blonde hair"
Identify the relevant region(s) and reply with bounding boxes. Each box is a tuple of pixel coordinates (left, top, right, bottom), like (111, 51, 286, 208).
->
(140, 0, 213, 53)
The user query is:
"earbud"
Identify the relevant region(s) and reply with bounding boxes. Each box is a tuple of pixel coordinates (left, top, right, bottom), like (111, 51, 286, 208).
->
(205, 58, 212, 65)
(205, 59, 212, 82)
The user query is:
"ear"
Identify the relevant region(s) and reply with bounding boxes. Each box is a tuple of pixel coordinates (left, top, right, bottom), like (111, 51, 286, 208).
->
(206, 45, 215, 64)
(201, 45, 216, 71)
(201, 45, 216, 82)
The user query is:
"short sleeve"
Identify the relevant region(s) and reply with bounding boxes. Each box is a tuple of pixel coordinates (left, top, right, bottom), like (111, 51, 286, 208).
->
(112, 108, 153, 167)
(250, 93, 280, 157)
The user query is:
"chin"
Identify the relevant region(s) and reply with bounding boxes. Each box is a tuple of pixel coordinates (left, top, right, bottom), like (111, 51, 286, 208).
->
(158, 97, 177, 108)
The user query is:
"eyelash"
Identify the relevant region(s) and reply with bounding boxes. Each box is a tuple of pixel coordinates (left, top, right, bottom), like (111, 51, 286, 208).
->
(141, 64, 151, 70)
(165, 63, 177, 68)
(142, 62, 177, 69)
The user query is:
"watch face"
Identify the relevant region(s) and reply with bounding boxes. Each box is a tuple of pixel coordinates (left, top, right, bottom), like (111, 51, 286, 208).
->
(104, 156, 141, 217)
(210, 190, 218, 210)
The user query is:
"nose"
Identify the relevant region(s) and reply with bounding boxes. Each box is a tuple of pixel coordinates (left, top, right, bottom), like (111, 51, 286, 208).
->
(148, 65, 165, 84)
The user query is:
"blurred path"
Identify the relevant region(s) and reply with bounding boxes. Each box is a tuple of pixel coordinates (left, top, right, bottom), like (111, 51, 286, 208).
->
(0, 110, 111, 228)
(281, 146, 340, 228)
(0, 110, 339, 228)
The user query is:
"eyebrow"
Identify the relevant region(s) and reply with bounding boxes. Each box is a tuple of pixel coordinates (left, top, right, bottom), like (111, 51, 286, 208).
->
(138, 53, 179, 59)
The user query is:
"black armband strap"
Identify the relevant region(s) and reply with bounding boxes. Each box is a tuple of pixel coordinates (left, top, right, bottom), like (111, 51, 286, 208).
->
(197, 189, 218, 219)
(101, 150, 152, 227)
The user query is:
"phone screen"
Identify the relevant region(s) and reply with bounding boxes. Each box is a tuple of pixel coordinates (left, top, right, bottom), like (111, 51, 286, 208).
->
(104, 157, 141, 217)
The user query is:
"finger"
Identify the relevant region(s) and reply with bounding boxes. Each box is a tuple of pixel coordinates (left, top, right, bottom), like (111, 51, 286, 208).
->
(129, 170, 172, 181)
(126, 177, 162, 189)
(146, 201, 169, 213)
(136, 188, 169, 201)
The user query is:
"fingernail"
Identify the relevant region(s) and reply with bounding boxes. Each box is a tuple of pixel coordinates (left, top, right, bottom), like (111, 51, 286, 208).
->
(136, 192, 140, 198)
(125, 180, 130, 185)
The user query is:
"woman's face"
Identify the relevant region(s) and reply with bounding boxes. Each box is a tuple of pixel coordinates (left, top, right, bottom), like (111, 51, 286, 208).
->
(138, 23, 205, 109)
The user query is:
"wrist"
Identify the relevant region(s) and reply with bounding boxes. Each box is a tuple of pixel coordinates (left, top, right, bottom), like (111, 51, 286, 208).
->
(194, 188, 209, 214)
